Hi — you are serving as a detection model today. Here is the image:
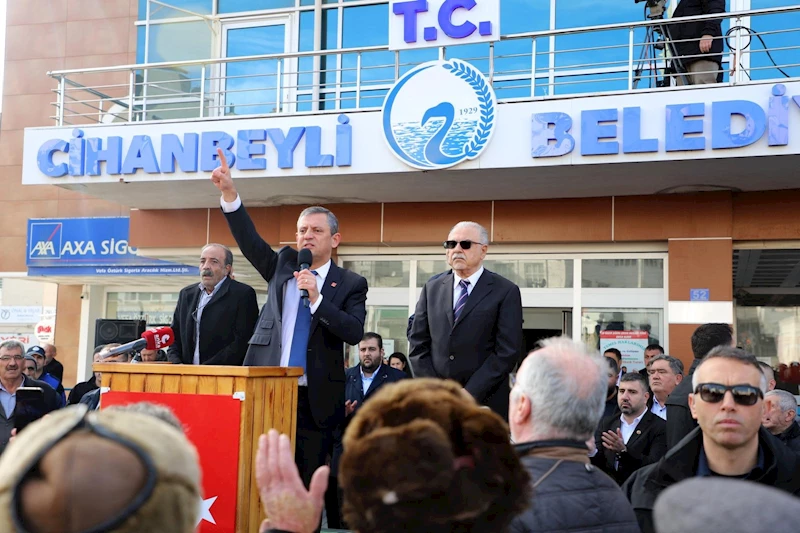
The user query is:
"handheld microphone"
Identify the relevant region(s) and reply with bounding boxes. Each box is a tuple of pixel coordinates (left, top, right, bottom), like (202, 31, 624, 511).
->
(298, 248, 313, 308)
(103, 326, 175, 357)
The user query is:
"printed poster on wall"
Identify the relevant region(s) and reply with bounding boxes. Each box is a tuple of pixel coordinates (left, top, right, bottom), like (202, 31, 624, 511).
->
(600, 330, 649, 372)
(102, 392, 241, 533)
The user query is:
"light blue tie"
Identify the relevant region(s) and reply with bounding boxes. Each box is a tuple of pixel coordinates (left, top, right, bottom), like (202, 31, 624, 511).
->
(454, 279, 470, 321)
(288, 271, 317, 373)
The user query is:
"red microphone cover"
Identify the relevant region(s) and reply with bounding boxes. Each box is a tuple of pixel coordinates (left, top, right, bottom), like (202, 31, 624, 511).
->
(142, 327, 174, 350)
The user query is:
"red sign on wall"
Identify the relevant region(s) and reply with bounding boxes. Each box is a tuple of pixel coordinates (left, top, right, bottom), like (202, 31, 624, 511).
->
(102, 392, 242, 533)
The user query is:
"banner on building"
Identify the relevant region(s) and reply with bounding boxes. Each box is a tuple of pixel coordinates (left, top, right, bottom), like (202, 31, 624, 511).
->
(600, 330, 649, 372)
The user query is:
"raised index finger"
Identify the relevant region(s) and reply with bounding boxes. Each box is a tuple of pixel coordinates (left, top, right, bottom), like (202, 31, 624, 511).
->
(216, 147, 229, 172)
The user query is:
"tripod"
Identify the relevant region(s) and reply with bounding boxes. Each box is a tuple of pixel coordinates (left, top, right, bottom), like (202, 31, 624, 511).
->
(632, 4, 689, 88)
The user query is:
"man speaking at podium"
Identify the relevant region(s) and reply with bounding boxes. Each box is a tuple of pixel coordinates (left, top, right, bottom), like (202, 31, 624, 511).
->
(210, 149, 368, 488)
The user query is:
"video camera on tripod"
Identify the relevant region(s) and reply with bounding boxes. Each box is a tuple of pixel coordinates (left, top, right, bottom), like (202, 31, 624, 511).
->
(632, 0, 689, 88)
(635, 0, 667, 20)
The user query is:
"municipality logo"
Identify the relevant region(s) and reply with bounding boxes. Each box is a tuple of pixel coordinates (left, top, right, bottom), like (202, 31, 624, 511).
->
(28, 222, 63, 259)
(382, 59, 496, 170)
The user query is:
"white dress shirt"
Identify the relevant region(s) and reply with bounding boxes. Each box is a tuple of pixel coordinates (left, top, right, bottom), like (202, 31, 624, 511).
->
(620, 410, 646, 445)
(360, 364, 378, 395)
(221, 194, 328, 386)
(650, 397, 668, 420)
(194, 277, 227, 365)
(452, 266, 484, 308)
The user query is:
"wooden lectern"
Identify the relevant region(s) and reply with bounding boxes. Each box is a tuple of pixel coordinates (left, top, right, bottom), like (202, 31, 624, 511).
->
(93, 363, 303, 533)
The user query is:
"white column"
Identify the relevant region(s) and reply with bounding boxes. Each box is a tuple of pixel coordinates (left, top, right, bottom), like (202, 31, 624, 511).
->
(76, 285, 106, 382)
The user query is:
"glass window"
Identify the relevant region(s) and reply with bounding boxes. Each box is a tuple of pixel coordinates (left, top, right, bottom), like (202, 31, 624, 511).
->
(223, 23, 288, 115)
(138, 21, 212, 94)
(582, 259, 664, 288)
(218, 0, 294, 14)
(581, 308, 663, 353)
(107, 292, 180, 326)
(139, 0, 212, 20)
(748, 1, 800, 79)
(484, 259, 574, 288)
(346, 306, 410, 367)
(736, 306, 800, 365)
(554, 2, 646, 94)
(417, 260, 448, 286)
(343, 4, 389, 47)
(500, 0, 549, 35)
(342, 260, 409, 288)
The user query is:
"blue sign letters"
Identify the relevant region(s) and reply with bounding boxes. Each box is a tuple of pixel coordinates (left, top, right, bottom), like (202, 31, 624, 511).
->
(394, 0, 493, 44)
(532, 84, 800, 158)
(36, 115, 353, 178)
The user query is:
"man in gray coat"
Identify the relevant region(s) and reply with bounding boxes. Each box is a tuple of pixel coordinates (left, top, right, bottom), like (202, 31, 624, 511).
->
(508, 337, 639, 533)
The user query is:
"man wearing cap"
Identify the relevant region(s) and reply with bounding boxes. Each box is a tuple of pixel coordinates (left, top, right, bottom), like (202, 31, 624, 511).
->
(26, 346, 65, 408)
(0, 405, 202, 532)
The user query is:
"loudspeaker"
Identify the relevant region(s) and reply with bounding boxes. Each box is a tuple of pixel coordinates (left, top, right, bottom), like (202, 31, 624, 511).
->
(94, 319, 146, 349)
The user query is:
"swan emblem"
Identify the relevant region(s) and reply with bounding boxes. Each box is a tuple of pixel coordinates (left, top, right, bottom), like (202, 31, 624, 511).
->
(382, 59, 496, 170)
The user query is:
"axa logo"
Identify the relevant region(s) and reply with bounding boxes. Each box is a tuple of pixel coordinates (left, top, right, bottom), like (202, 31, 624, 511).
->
(382, 59, 496, 170)
(28, 223, 63, 259)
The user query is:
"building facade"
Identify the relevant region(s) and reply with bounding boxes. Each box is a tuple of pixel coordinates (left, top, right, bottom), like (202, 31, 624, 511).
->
(5, 0, 800, 384)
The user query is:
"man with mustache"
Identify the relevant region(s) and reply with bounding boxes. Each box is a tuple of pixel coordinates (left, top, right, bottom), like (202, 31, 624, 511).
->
(409, 221, 523, 418)
(168, 243, 259, 366)
(591, 372, 667, 485)
(623, 347, 800, 533)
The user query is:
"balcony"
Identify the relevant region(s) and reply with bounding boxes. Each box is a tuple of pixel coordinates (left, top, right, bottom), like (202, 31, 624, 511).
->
(47, 5, 800, 126)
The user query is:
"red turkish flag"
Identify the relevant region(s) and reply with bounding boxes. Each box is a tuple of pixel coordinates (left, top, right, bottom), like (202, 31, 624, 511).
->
(102, 392, 241, 533)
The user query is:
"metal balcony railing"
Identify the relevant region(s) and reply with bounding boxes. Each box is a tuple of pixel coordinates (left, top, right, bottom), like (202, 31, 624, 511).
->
(46, 5, 800, 126)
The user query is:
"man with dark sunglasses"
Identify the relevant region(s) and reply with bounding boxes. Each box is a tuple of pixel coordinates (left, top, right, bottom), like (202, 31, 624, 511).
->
(623, 346, 800, 533)
(409, 221, 523, 419)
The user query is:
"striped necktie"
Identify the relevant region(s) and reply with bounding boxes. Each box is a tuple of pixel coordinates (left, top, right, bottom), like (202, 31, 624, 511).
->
(454, 279, 470, 321)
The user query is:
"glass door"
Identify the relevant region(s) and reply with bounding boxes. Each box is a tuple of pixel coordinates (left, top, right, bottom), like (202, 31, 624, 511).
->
(220, 17, 296, 116)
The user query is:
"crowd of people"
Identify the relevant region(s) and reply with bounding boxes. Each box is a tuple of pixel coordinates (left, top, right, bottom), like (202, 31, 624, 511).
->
(1, 148, 798, 531)
(2, 323, 797, 533)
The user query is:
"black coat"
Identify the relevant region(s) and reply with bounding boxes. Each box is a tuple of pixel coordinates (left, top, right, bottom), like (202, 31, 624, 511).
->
(0, 376, 61, 454)
(622, 426, 800, 533)
(776, 421, 800, 454)
(224, 204, 367, 429)
(665, 359, 700, 449)
(67, 378, 98, 405)
(510, 440, 640, 533)
(670, 0, 726, 66)
(168, 276, 259, 366)
(592, 410, 668, 485)
(409, 269, 523, 418)
(44, 359, 64, 382)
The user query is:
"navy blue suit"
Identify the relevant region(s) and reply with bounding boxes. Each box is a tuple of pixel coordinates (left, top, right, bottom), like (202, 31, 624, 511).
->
(326, 363, 409, 529)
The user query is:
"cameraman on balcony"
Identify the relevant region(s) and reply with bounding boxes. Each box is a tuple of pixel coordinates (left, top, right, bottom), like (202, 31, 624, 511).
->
(670, 0, 725, 85)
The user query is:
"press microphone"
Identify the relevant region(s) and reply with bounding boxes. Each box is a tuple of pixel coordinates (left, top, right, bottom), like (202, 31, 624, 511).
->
(298, 248, 313, 308)
(103, 326, 175, 357)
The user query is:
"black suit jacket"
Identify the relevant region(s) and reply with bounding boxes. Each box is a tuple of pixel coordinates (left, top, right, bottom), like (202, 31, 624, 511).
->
(408, 269, 523, 418)
(167, 277, 259, 366)
(671, 0, 726, 67)
(592, 410, 668, 485)
(223, 204, 367, 429)
(665, 359, 700, 449)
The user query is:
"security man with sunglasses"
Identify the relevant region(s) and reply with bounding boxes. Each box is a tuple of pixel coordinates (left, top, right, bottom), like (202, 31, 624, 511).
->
(622, 346, 800, 533)
(409, 221, 523, 419)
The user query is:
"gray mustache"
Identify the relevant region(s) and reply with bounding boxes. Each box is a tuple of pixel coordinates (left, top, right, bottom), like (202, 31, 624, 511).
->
(201, 269, 213, 277)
